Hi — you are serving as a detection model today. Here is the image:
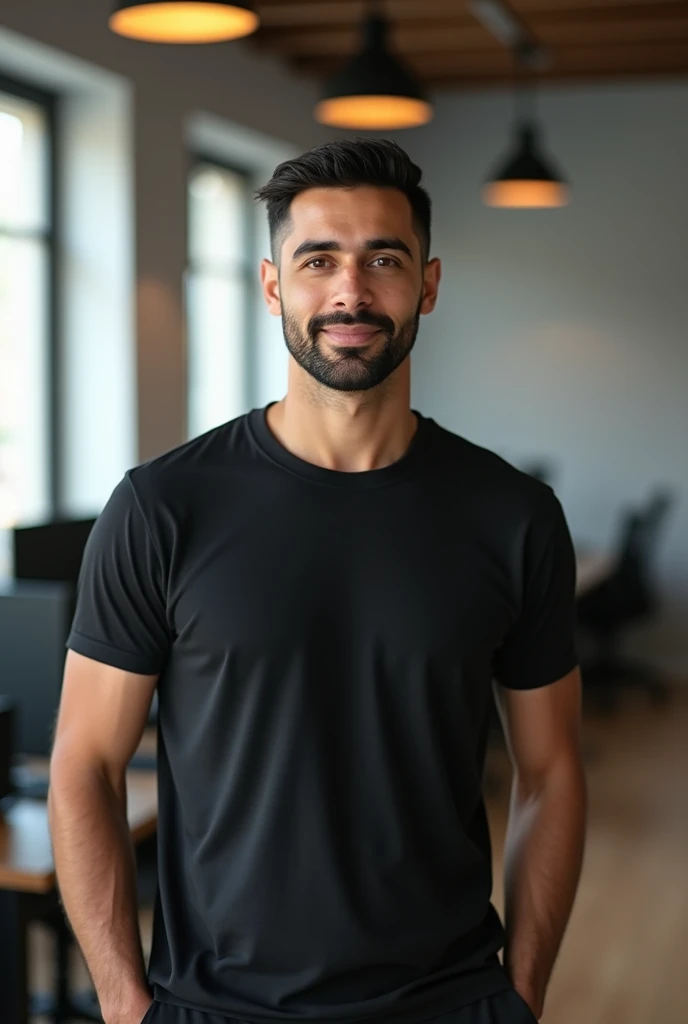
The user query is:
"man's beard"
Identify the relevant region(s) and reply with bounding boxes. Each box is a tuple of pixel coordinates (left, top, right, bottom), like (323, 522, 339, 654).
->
(281, 299, 423, 393)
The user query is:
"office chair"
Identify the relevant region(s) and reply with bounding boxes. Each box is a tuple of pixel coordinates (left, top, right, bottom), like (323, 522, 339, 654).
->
(577, 488, 675, 711)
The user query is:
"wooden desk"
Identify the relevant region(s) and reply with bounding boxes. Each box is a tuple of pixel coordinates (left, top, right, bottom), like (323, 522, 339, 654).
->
(0, 770, 157, 894)
(0, 768, 157, 1024)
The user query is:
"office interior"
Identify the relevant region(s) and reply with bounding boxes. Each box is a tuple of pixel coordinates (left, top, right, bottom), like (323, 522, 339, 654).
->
(0, 2, 686, 1023)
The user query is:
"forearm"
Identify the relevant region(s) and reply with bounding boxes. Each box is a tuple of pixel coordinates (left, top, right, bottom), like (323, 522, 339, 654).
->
(48, 762, 150, 1020)
(502, 758, 587, 1016)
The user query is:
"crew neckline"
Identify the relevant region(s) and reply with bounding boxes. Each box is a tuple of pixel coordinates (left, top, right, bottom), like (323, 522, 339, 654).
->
(247, 403, 434, 489)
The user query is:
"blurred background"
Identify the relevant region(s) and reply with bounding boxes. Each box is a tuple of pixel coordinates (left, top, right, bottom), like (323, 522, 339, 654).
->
(0, 2, 686, 1023)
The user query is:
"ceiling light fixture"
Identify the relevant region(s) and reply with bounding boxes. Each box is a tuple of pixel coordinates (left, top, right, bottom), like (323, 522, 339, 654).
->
(109, 1, 259, 44)
(483, 43, 569, 208)
(314, 1, 433, 131)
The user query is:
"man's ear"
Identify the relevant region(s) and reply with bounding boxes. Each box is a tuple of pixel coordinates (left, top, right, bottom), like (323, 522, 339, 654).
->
(260, 259, 282, 316)
(420, 257, 441, 316)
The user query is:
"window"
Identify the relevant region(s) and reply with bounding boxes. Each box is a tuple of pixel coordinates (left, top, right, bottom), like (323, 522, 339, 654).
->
(0, 76, 56, 532)
(186, 157, 254, 439)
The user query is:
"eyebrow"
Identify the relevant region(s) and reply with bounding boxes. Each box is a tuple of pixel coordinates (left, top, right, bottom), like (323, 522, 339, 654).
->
(291, 237, 414, 262)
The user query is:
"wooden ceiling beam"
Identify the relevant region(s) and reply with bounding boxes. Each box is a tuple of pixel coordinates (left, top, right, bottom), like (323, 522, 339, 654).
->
(511, 0, 688, 11)
(293, 52, 513, 76)
(527, 0, 688, 24)
(424, 65, 688, 89)
(255, 0, 688, 14)
(417, 39, 688, 71)
(256, 1, 474, 29)
(256, 13, 688, 56)
(256, 0, 688, 87)
(295, 40, 688, 77)
(535, 12, 688, 46)
(255, 23, 498, 56)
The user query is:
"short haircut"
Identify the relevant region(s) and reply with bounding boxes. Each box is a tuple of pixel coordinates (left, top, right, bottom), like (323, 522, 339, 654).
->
(255, 138, 432, 265)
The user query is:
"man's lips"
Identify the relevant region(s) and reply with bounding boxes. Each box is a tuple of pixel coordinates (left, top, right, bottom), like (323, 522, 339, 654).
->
(321, 327, 382, 346)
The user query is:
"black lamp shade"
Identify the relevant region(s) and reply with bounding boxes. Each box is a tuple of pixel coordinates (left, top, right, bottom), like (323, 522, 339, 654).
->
(483, 123, 569, 208)
(109, 1, 259, 43)
(315, 15, 433, 130)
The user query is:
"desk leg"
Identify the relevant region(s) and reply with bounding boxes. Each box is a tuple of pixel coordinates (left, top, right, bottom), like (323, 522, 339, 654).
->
(0, 889, 29, 1024)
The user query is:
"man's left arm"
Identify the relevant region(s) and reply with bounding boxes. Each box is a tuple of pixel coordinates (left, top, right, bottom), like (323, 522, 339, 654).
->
(493, 666, 588, 1021)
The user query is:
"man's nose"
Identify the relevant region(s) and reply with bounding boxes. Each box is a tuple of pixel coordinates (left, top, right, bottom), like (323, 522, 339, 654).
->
(330, 267, 374, 311)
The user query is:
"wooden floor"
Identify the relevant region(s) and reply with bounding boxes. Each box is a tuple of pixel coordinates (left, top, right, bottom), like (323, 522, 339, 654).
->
(30, 684, 688, 1023)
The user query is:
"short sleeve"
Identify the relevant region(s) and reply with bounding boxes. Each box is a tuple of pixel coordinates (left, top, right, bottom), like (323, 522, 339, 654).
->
(66, 473, 171, 674)
(492, 489, 579, 690)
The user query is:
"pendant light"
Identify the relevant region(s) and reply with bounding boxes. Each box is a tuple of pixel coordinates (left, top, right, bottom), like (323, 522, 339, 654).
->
(314, 1, 433, 131)
(483, 123, 568, 208)
(483, 45, 569, 208)
(109, 2, 259, 44)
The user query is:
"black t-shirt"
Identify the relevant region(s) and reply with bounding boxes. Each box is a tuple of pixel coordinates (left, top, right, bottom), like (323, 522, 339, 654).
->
(67, 405, 578, 1024)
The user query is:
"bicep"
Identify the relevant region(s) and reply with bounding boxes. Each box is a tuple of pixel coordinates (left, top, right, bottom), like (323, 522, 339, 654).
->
(51, 650, 158, 776)
(492, 666, 583, 788)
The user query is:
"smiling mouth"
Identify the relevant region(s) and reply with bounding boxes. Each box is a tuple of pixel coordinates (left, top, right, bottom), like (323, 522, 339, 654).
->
(321, 328, 382, 346)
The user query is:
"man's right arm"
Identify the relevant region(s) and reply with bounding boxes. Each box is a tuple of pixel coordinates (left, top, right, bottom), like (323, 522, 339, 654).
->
(48, 649, 159, 1024)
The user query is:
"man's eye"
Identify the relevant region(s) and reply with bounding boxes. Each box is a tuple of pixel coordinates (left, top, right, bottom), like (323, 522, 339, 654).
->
(306, 258, 330, 269)
(371, 257, 399, 267)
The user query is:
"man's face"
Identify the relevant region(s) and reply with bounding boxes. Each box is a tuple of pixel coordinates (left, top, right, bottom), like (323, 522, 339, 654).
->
(261, 186, 441, 393)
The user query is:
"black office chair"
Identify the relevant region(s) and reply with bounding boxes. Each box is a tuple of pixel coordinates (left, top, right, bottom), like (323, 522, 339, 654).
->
(577, 488, 675, 711)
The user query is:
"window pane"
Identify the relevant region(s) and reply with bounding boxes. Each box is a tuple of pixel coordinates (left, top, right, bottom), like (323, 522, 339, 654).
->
(0, 236, 51, 526)
(186, 271, 246, 438)
(0, 90, 49, 233)
(189, 163, 247, 269)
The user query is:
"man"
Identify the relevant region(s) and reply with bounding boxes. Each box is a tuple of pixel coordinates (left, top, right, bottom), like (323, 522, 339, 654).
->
(49, 139, 587, 1024)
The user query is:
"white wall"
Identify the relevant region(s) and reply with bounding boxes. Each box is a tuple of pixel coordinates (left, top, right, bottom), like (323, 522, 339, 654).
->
(0, 0, 328, 468)
(398, 81, 688, 675)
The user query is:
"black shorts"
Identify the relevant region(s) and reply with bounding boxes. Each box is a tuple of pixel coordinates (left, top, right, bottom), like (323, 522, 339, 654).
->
(139, 990, 539, 1024)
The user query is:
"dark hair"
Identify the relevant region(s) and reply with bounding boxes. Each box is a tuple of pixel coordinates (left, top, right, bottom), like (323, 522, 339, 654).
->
(255, 138, 432, 264)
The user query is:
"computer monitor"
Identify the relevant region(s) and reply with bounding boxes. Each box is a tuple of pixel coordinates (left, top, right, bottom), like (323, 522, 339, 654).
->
(0, 578, 73, 758)
(0, 696, 15, 801)
(8, 517, 158, 775)
(12, 518, 96, 620)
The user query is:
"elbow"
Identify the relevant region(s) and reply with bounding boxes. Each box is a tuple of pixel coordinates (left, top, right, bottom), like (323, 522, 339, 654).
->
(48, 743, 127, 814)
(514, 750, 588, 806)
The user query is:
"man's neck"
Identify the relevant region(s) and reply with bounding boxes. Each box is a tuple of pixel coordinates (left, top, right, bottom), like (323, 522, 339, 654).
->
(265, 389, 418, 474)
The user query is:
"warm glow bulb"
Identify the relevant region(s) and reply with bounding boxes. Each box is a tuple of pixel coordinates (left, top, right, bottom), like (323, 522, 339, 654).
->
(109, 2, 258, 43)
(315, 95, 434, 131)
(482, 180, 569, 208)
